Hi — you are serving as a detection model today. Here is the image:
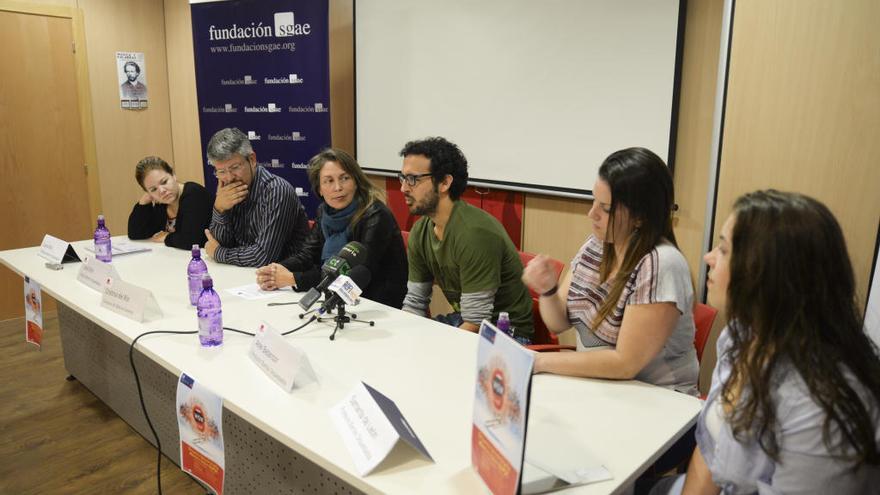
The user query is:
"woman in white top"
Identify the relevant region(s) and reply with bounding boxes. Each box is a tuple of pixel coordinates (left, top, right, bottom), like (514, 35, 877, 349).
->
(654, 190, 880, 494)
(523, 147, 698, 396)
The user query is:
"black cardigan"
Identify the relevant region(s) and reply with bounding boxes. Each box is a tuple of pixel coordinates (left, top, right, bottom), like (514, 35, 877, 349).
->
(280, 201, 408, 309)
(127, 182, 213, 249)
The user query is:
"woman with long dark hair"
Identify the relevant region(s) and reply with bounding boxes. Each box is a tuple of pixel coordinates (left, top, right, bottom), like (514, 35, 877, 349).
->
(523, 147, 698, 395)
(654, 190, 880, 493)
(255, 148, 408, 309)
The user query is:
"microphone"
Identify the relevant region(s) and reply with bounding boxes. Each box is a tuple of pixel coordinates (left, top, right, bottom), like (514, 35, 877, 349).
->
(298, 241, 369, 311)
(319, 265, 371, 314)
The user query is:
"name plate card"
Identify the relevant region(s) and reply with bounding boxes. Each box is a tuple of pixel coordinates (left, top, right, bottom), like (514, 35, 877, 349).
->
(100, 277, 162, 322)
(77, 257, 121, 292)
(329, 382, 433, 476)
(38, 234, 81, 264)
(248, 321, 316, 392)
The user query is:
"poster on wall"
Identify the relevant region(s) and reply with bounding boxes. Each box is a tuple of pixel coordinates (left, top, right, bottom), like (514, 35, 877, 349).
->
(190, 0, 331, 217)
(117, 51, 148, 109)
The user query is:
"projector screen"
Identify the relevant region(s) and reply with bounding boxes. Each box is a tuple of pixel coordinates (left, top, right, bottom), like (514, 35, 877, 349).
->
(355, 0, 684, 198)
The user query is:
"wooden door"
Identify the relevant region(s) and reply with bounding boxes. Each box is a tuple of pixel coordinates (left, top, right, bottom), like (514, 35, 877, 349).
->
(0, 10, 93, 320)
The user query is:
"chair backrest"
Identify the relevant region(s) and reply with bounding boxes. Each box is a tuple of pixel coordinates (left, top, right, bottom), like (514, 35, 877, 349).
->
(518, 251, 565, 346)
(694, 302, 719, 363)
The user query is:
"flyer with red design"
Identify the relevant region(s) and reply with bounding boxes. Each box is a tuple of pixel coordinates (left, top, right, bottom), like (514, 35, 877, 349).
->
(177, 373, 225, 494)
(24, 276, 43, 348)
(472, 320, 534, 495)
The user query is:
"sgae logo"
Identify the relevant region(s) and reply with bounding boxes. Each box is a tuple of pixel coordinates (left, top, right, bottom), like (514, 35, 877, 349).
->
(274, 12, 311, 37)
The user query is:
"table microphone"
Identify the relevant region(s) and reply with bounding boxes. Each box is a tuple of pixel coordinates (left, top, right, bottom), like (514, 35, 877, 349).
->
(319, 265, 371, 314)
(299, 241, 369, 311)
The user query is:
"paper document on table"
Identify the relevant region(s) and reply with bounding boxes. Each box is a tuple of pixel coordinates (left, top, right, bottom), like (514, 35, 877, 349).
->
(83, 240, 151, 256)
(224, 283, 282, 300)
(521, 417, 611, 493)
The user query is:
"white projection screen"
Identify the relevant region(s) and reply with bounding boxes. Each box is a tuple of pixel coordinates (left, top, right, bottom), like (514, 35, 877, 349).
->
(354, 0, 684, 198)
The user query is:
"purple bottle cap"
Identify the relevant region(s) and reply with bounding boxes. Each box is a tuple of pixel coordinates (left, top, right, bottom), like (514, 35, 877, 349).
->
(192, 244, 201, 257)
(201, 275, 213, 289)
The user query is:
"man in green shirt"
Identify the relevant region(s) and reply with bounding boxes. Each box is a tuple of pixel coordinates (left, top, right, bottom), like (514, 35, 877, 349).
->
(398, 137, 534, 343)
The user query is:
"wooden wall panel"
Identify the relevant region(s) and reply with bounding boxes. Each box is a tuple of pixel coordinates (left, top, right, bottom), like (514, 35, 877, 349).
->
(78, 0, 174, 232)
(671, 0, 724, 286)
(716, 0, 880, 308)
(163, 0, 203, 185)
(329, 0, 355, 153)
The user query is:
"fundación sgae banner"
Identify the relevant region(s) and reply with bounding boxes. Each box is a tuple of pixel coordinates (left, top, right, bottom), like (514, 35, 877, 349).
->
(191, 0, 330, 216)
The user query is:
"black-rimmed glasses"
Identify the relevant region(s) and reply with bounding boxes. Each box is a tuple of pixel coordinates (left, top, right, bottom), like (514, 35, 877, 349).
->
(397, 172, 433, 187)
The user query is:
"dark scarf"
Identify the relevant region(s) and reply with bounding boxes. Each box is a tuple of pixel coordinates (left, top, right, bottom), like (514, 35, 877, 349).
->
(320, 197, 359, 262)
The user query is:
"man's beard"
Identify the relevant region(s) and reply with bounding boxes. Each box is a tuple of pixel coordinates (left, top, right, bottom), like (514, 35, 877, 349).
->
(408, 187, 439, 216)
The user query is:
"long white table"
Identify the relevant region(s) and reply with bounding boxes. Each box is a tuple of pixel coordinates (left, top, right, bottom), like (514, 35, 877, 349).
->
(0, 238, 701, 494)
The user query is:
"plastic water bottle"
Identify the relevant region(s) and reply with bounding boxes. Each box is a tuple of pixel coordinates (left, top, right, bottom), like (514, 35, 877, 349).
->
(197, 276, 223, 347)
(496, 312, 513, 337)
(187, 245, 208, 306)
(94, 215, 112, 263)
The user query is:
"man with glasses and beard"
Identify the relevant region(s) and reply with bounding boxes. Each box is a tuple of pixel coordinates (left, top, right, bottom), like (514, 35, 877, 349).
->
(398, 137, 533, 344)
(204, 127, 309, 267)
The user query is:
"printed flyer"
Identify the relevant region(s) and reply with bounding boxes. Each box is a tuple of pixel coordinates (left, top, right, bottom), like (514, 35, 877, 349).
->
(177, 373, 225, 494)
(24, 276, 43, 348)
(472, 320, 534, 495)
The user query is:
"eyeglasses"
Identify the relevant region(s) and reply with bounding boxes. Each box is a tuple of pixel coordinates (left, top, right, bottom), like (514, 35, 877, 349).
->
(397, 172, 433, 187)
(213, 162, 246, 178)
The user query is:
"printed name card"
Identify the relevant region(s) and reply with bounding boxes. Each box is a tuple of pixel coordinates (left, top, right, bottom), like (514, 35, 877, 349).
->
(77, 257, 121, 292)
(329, 382, 433, 476)
(248, 321, 316, 392)
(38, 234, 81, 264)
(100, 277, 162, 322)
(472, 320, 535, 495)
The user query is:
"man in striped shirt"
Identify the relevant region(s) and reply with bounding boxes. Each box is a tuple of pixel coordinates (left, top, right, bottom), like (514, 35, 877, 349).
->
(203, 128, 309, 267)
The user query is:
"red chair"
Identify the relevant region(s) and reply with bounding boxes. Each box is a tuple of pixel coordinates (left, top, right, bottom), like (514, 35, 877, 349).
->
(694, 302, 718, 363)
(400, 230, 409, 250)
(518, 251, 575, 352)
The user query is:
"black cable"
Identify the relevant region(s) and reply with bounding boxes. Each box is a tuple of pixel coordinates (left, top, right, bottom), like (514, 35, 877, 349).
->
(222, 326, 255, 336)
(128, 318, 316, 494)
(282, 315, 317, 335)
(128, 329, 197, 495)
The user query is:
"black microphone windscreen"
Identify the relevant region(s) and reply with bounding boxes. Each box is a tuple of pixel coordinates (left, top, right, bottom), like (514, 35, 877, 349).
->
(337, 241, 369, 267)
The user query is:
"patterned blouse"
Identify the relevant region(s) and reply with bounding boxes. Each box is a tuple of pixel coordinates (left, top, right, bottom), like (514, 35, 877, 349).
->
(567, 235, 699, 395)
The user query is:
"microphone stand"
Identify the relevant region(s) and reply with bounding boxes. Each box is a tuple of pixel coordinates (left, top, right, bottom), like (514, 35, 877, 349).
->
(320, 297, 375, 341)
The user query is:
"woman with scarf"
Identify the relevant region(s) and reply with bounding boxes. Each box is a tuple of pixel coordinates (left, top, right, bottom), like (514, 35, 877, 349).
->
(255, 148, 408, 309)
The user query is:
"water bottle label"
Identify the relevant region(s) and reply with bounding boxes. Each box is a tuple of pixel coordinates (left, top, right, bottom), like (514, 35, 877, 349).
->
(198, 316, 211, 336)
(188, 277, 202, 305)
(198, 310, 223, 345)
(95, 243, 110, 257)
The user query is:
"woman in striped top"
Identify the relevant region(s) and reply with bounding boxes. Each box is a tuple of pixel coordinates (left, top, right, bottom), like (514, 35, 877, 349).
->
(522, 147, 699, 396)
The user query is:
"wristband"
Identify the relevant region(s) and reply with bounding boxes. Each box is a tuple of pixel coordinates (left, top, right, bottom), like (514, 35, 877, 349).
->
(540, 285, 558, 297)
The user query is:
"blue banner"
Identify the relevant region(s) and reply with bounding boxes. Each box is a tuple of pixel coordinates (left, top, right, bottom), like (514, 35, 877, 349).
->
(191, 0, 330, 217)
